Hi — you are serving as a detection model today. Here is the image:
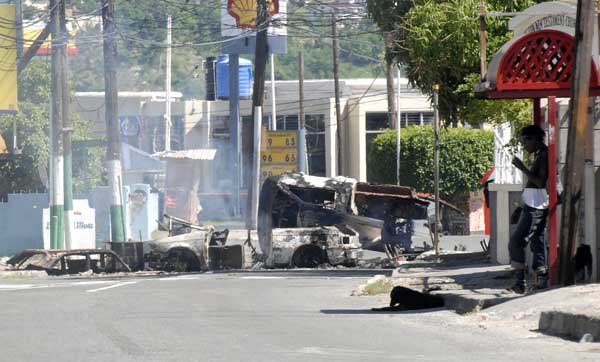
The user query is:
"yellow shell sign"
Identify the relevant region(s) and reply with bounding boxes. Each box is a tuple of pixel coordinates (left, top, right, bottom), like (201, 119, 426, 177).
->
(227, 0, 279, 29)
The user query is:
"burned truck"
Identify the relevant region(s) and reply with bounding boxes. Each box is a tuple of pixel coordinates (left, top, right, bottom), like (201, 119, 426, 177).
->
(257, 173, 436, 268)
(258, 173, 363, 268)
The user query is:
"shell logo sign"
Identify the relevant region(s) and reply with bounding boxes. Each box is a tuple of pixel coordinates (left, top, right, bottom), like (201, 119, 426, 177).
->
(227, 0, 279, 29)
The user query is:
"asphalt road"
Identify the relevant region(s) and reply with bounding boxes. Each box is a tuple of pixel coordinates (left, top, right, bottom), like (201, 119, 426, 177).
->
(1, 271, 598, 362)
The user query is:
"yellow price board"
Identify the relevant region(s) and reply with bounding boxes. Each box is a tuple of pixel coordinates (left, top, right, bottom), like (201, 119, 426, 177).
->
(260, 130, 299, 183)
(264, 131, 297, 149)
(261, 148, 297, 164)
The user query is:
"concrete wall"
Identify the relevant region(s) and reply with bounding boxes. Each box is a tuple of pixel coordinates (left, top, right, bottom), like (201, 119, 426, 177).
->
(0, 195, 97, 256)
(0, 194, 47, 256)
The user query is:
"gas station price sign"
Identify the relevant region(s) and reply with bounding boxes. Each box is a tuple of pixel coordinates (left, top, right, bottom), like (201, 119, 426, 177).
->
(260, 130, 298, 182)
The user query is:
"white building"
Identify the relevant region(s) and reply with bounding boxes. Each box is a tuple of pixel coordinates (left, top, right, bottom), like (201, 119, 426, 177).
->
(72, 78, 434, 187)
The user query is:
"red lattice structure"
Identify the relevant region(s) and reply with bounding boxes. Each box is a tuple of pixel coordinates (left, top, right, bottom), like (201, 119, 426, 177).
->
(496, 30, 599, 91)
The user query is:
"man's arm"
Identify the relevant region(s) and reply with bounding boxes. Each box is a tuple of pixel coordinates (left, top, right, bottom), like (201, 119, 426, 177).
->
(512, 156, 547, 188)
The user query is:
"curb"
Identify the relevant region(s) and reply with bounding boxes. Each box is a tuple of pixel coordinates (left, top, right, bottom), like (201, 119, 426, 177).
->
(539, 311, 600, 341)
(434, 289, 520, 314)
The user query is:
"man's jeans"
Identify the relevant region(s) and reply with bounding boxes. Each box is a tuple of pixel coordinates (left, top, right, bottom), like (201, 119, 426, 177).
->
(509, 205, 548, 271)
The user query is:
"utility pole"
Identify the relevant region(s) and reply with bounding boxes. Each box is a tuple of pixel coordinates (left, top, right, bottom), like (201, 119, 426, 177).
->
(164, 15, 172, 151)
(102, 0, 125, 242)
(270, 53, 276, 131)
(433, 84, 440, 256)
(60, 0, 73, 249)
(246, 0, 270, 228)
(559, 0, 594, 285)
(384, 32, 396, 128)
(478, 0, 487, 81)
(298, 51, 308, 174)
(332, 13, 341, 176)
(229, 54, 241, 217)
(49, 0, 64, 249)
(15, 0, 22, 58)
(396, 65, 401, 185)
(13, 0, 23, 156)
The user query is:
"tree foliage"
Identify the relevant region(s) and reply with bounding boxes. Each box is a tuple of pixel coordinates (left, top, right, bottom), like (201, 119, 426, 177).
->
(0, 61, 104, 194)
(368, 126, 494, 198)
(402, 0, 545, 125)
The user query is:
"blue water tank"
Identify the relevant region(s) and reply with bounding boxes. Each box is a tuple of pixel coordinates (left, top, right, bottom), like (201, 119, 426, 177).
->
(216, 54, 253, 100)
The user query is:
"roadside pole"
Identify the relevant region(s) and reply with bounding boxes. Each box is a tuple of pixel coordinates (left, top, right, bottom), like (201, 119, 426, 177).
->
(13, 0, 22, 155)
(396, 65, 401, 185)
(229, 53, 241, 217)
(246, 0, 269, 229)
(60, 0, 73, 249)
(433, 84, 440, 256)
(384, 32, 396, 129)
(50, 0, 64, 249)
(250, 106, 262, 230)
(164, 15, 171, 151)
(332, 13, 341, 176)
(298, 51, 308, 174)
(478, 0, 487, 81)
(270, 53, 276, 131)
(559, 0, 594, 285)
(102, 0, 125, 242)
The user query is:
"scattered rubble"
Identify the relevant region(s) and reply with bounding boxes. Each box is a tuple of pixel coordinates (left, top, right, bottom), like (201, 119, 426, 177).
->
(6, 249, 131, 276)
(352, 275, 394, 296)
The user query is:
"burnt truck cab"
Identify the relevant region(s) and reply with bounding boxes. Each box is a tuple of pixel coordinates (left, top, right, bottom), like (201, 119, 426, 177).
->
(257, 173, 448, 267)
(258, 173, 362, 268)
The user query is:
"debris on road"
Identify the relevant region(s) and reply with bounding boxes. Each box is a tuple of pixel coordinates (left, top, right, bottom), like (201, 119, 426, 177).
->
(7, 249, 131, 276)
(352, 275, 394, 296)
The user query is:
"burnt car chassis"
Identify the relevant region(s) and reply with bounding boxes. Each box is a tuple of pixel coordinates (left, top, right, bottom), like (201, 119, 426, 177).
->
(7, 249, 131, 275)
(257, 173, 448, 267)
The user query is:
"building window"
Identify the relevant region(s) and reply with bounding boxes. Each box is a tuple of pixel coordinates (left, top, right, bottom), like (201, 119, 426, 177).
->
(365, 112, 390, 181)
(305, 114, 326, 176)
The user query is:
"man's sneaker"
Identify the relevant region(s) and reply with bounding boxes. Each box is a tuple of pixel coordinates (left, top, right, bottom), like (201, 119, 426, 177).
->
(506, 280, 526, 294)
(534, 273, 548, 290)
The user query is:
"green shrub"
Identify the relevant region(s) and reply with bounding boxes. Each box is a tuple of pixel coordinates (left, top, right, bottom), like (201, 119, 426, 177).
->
(368, 126, 494, 199)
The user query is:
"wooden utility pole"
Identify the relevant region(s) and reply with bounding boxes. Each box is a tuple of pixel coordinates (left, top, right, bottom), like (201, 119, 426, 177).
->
(164, 15, 172, 151)
(478, 0, 487, 81)
(433, 84, 440, 256)
(60, 0, 73, 249)
(384, 32, 397, 128)
(298, 51, 308, 173)
(102, 0, 126, 242)
(49, 0, 64, 249)
(559, 0, 595, 285)
(246, 0, 270, 228)
(332, 13, 342, 175)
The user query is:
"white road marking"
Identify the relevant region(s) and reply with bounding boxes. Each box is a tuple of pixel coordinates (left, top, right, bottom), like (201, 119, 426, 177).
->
(69, 281, 112, 286)
(240, 276, 285, 280)
(0, 284, 35, 290)
(159, 275, 202, 281)
(86, 281, 137, 293)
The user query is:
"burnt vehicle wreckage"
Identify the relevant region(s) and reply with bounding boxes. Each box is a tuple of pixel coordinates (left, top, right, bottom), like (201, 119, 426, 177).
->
(256, 173, 466, 268)
(134, 173, 466, 272)
(7, 249, 131, 275)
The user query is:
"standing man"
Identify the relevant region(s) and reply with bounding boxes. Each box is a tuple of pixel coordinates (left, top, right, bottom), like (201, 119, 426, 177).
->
(508, 125, 549, 294)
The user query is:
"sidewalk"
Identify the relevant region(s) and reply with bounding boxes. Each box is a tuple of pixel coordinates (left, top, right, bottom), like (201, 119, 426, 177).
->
(390, 253, 600, 341)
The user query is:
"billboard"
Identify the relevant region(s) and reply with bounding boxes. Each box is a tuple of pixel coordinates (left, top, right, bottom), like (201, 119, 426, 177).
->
(221, 0, 287, 54)
(23, 25, 79, 56)
(0, 4, 17, 113)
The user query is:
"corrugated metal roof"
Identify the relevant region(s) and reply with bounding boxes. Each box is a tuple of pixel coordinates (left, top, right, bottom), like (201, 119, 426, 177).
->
(153, 149, 217, 160)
